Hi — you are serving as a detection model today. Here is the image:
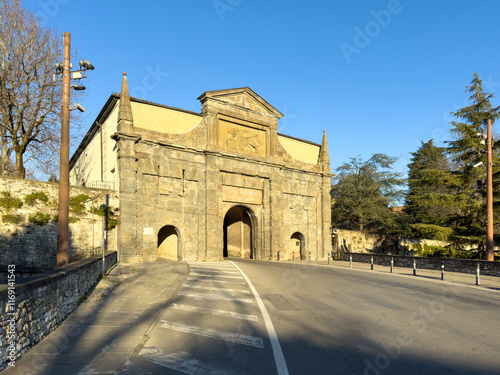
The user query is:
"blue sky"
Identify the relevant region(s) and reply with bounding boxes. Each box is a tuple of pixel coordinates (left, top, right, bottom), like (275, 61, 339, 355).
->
(23, 0, 500, 176)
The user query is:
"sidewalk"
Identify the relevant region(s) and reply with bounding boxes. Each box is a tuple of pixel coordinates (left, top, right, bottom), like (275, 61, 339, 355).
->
(3, 258, 188, 375)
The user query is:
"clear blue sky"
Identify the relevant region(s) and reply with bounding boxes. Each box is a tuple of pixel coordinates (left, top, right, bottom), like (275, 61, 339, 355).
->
(23, 0, 500, 176)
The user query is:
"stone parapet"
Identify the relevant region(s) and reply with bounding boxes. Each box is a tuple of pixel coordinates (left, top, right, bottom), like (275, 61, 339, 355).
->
(0, 251, 117, 371)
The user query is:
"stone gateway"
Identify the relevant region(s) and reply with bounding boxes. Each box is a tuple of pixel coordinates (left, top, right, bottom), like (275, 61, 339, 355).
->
(70, 74, 332, 262)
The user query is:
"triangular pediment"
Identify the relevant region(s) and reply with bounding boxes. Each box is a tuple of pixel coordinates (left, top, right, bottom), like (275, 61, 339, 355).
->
(198, 87, 283, 120)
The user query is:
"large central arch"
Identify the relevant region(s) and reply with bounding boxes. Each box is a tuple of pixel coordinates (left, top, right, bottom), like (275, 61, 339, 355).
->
(223, 206, 255, 259)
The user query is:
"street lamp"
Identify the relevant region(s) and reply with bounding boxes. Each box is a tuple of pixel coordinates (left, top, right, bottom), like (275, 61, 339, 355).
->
(54, 32, 95, 267)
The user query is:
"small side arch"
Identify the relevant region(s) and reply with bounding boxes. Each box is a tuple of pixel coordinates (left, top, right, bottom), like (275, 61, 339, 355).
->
(289, 232, 305, 260)
(158, 225, 182, 260)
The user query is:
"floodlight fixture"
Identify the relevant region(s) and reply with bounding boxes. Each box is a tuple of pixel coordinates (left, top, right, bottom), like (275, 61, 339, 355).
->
(473, 161, 484, 168)
(69, 103, 86, 112)
(70, 84, 86, 90)
(79, 59, 95, 71)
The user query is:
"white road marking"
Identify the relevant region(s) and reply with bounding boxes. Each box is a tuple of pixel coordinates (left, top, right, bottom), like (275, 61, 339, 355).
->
(160, 321, 264, 348)
(186, 277, 247, 285)
(189, 262, 236, 269)
(170, 303, 258, 321)
(177, 291, 254, 303)
(190, 268, 242, 274)
(182, 284, 251, 294)
(189, 272, 244, 279)
(138, 347, 244, 375)
(230, 261, 289, 375)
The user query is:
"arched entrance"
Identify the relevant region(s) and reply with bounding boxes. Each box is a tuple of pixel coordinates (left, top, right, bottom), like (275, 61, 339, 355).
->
(223, 206, 254, 259)
(158, 225, 181, 260)
(289, 232, 305, 260)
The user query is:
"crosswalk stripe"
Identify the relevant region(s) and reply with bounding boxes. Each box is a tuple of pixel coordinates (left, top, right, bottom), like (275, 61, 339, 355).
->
(138, 348, 246, 375)
(177, 291, 253, 303)
(189, 272, 244, 279)
(191, 267, 240, 275)
(160, 321, 264, 348)
(170, 303, 258, 321)
(188, 262, 235, 269)
(182, 284, 251, 294)
(186, 277, 247, 285)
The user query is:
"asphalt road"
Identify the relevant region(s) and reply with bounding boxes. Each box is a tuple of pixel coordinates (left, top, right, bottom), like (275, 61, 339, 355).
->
(125, 259, 500, 375)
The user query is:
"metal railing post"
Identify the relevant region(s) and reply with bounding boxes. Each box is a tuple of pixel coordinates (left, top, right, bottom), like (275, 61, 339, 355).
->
(476, 263, 480, 286)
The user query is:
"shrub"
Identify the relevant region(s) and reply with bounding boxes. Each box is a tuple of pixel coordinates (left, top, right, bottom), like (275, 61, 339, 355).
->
(2, 214, 22, 224)
(25, 191, 49, 206)
(0, 192, 23, 212)
(69, 194, 89, 214)
(29, 212, 51, 226)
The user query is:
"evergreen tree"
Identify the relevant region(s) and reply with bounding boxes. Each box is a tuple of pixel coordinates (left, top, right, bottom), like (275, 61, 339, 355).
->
(405, 139, 464, 241)
(331, 154, 405, 232)
(447, 72, 500, 246)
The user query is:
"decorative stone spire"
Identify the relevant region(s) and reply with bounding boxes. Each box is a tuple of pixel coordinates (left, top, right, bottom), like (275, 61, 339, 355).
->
(319, 130, 330, 166)
(118, 72, 133, 129)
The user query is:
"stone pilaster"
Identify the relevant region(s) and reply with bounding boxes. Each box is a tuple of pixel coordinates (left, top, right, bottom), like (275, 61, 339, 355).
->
(205, 154, 222, 260)
(115, 135, 140, 262)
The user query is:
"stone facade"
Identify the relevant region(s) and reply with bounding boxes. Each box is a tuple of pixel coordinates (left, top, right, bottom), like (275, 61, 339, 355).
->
(70, 76, 332, 263)
(0, 252, 117, 371)
(0, 177, 118, 272)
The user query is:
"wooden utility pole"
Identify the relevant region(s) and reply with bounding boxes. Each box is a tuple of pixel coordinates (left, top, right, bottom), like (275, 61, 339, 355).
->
(486, 118, 494, 261)
(57, 32, 71, 267)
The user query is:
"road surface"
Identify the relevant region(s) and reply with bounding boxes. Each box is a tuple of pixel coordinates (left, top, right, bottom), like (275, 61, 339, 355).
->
(124, 259, 500, 375)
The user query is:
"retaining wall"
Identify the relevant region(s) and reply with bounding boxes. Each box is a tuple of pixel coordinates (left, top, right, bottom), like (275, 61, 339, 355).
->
(0, 176, 119, 272)
(0, 251, 117, 370)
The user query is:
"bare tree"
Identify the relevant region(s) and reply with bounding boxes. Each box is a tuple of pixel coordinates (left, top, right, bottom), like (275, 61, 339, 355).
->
(0, 0, 83, 179)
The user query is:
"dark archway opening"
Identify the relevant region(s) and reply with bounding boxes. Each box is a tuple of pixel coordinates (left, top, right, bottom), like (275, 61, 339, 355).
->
(223, 206, 253, 259)
(290, 232, 305, 260)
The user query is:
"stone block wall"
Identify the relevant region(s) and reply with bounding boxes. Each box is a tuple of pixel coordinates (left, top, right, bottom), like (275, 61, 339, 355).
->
(0, 251, 117, 371)
(0, 177, 119, 272)
(342, 252, 500, 276)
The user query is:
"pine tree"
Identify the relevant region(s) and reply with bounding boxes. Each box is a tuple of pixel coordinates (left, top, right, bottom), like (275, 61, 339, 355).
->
(331, 154, 405, 232)
(405, 139, 464, 241)
(447, 72, 500, 246)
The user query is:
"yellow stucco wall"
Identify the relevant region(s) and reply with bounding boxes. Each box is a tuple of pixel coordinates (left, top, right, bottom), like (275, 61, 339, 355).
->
(277, 135, 320, 165)
(70, 104, 118, 188)
(131, 101, 202, 134)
